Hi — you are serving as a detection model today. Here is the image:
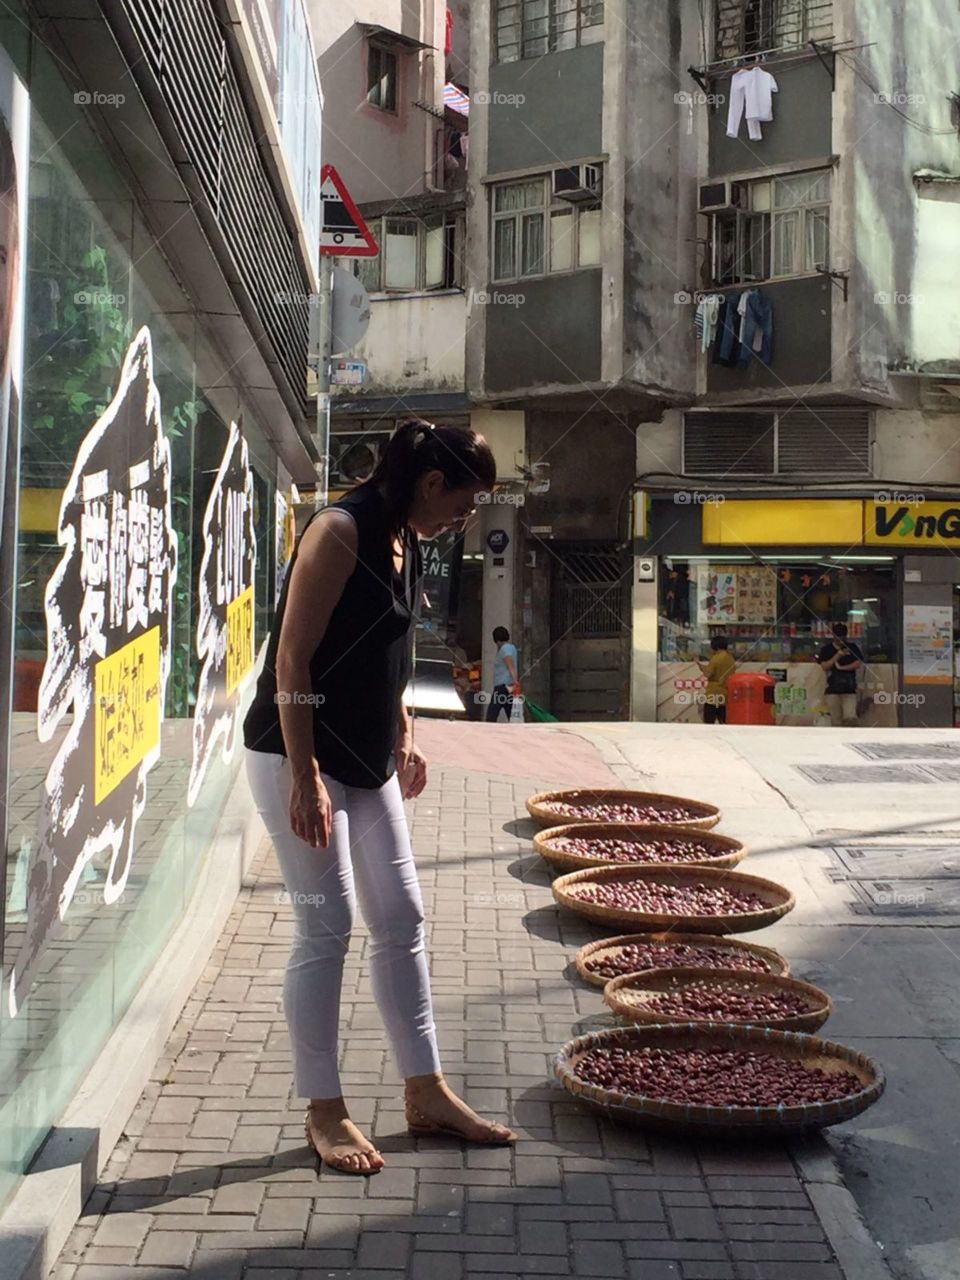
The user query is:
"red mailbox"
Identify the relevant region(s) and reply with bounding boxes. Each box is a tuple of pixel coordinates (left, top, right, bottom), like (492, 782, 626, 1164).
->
(726, 672, 777, 726)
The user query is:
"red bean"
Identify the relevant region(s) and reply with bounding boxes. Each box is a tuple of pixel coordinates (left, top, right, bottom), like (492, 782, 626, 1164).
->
(574, 1046, 862, 1107)
(586, 942, 770, 979)
(639, 978, 810, 1023)
(552, 835, 724, 865)
(544, 800, 700, 823)
(570, 880, 768, 916)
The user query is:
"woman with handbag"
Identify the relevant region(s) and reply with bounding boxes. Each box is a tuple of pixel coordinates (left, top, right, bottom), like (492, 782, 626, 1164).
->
(243, 420, 516, 1175)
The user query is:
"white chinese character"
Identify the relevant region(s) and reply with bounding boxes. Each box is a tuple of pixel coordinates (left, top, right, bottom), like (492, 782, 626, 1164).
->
(147, 505, 167, 618)
(109, 494, 128, 631)
(81, 501, 108, 588)
(79, 587, 107, 661)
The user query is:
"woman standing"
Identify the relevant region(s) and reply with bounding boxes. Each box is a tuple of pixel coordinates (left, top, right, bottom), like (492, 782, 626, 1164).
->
(243, 420, 515, 1175)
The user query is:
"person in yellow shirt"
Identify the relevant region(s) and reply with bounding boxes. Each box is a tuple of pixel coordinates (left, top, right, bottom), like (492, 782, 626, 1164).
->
(699, 636, 736, 724)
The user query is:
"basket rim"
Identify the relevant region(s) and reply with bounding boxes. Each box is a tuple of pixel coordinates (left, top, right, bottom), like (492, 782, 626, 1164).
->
(553, 864, 796, 933)
(527, 788, 721, 818)
(534, 822, 747, 875)
(575, 932, 791, 986)
(554, 1022, 885, 1128)
(603, 966, 832, 1030)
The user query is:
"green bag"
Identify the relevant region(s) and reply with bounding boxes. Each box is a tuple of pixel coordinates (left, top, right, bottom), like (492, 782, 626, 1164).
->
(525, 699, 558, 723)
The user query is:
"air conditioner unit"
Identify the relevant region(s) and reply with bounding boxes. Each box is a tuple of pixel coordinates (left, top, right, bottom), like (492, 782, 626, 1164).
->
(552, 163, 602, 203)
(698, 179, 741, 214)
(329, 431, 391, 486)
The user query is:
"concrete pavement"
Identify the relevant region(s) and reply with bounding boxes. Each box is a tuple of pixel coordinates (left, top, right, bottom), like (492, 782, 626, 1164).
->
(47, 718, 957, 1280)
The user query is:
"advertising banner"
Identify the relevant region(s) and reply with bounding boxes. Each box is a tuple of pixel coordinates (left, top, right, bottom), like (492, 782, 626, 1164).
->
(188, 422, 258, 804)
(6, 328, 178, 1017)
(904, 604, 953, 685)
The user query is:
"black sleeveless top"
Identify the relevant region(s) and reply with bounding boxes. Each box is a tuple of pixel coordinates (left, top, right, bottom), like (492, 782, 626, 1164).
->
(243, 483, 422, 788)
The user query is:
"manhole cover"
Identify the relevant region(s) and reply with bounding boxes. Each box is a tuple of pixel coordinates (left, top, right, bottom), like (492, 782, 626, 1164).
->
(828, 845, 960, 880)
(849, 743, 960, 761)
(796, 764, 933, 785)
(847, 879, 960, 916)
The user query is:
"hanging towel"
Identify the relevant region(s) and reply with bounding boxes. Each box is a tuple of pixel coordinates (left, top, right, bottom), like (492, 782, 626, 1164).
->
(695, 294, 722, 352)
(726, 66, 778, 141)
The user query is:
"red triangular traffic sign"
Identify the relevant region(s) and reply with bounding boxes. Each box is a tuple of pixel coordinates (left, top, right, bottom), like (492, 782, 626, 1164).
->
(319, 164, 379, 257)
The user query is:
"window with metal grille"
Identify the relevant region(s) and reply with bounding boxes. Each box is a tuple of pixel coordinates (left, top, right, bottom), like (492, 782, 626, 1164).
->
(495, 0, 604, 65)
(683, 408, 872, 477)
(714, 0, 833, 62)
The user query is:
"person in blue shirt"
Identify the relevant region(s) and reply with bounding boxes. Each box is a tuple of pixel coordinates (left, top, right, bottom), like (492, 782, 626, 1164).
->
(486, 626, 521, 722)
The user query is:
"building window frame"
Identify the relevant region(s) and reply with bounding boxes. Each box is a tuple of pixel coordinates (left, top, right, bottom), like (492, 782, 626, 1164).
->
(494, 0, 604, 66)
(713, 0, 833, 63)
(709, 168, 831, 286)
(490, 174, 602, 283)
(366, 41, 398, 112)
(355, 213, 465, 294)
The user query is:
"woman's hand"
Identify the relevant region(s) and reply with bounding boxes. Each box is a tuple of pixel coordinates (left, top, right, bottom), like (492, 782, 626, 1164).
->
(289, 761, 332, 848)
(396, 730, 428, 799)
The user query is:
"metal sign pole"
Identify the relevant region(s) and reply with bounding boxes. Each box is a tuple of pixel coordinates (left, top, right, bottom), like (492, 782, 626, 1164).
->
(314, 254, 333, 508)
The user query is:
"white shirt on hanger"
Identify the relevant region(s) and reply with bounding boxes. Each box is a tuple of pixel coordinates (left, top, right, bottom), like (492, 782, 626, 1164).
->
(726, 66, 779, 141)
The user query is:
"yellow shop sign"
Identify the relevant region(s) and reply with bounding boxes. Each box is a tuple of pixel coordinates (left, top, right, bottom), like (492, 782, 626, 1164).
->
(702, 499, 864, 547)
(865, 500, 960, 547)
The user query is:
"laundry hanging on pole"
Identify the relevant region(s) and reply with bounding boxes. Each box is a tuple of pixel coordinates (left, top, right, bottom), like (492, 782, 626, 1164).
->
(726, 65, 778, 141)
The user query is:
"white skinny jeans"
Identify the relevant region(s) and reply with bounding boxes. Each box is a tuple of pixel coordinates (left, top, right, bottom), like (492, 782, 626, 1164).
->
(245, 749, 441, 1099)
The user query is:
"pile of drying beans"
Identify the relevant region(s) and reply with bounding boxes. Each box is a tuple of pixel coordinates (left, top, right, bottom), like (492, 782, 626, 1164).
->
(570, 879, 769, 916)
(586, 940, 771, 980)
(543, 799, 700, 824)
(575, 1045, 863, 1108)
(552, 834, 724, 865)
(638, 977, 812, 1023)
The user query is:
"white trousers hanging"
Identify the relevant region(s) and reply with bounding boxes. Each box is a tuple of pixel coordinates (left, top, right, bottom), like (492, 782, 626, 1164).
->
(245, 749, 441, 1099)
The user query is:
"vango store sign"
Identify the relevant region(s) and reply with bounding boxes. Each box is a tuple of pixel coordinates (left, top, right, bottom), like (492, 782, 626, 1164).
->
(865, 500, 960, 547)
(701, 499, 960, 549)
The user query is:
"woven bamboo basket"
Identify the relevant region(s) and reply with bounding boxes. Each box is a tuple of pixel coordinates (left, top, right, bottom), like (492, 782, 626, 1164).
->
(604, 967, 832, 1034)
(534, 823, 746, 874)
(575, 932, 791, 989)
(553, 864, 795, 935)
(555, 1022, 884, 1133)
(526, 788, 720, 830)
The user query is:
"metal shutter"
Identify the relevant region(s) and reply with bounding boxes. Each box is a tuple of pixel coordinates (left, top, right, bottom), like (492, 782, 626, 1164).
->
(119, 0, 310, 403)
(683, 411, 776, 476)
(777, 407, 871, 476)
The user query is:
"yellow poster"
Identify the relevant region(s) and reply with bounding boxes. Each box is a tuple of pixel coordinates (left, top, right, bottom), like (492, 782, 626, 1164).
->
(94, 625, 162, 805)
(226, 585, 255, 693)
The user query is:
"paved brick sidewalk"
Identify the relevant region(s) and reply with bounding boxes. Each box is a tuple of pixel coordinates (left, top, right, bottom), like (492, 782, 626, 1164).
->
(52, 745, 850, 1280)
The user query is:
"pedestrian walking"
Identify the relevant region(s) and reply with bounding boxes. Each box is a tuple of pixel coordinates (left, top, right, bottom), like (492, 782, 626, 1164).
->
(818, 622, 864, 726)
(698, 635, 735, 724)
(243, 419, 516, 1177)
(486, 626, 522, 722)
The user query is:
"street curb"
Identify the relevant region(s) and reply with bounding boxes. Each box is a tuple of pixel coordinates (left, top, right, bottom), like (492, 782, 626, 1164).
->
(793, 1135, 894, 1280)
(0, 766, 263, 1280)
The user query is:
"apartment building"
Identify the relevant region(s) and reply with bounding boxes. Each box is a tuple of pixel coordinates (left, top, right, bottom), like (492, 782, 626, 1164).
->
(311, 1, 526, 683)
(465, 0, 960, 727)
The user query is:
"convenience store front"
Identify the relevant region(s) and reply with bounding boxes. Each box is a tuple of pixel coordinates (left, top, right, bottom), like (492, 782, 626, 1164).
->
(636, 495, 960, 728)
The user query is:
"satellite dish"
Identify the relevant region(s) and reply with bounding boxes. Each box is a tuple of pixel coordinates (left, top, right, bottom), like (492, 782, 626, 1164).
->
(331, 267, 372, 356)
